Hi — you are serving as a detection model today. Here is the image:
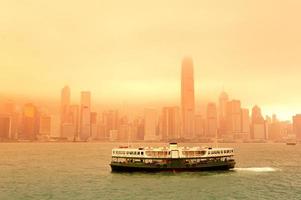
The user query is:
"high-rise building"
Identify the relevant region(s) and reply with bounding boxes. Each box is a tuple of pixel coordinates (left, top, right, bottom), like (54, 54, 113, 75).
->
(206, 103, 218, 138)
(161, 106, 181, 141)
(80, 91, 91, 141)
(0, 114, 11, 140)
(20, 103, 39, 140)
(239, 108, 250, 140)
(61, 86, 70, 124)
(70, 105, 79, 138)
(219, 92, 229, 119)
(130, 117, 144, 141)
(194, 115, 205, 138)
(293, 114, 301, 140)
(268, 114, 283, 141)
(218, 92, 229, 137)
(118, 116, 130, 141)
(251, 105, 266, 140)
(90, 112, 98, 139)
(181, 57, 195, 139)
(225, 100, 242, 138)
(144, 108, 158, 141)
(60, 86, 71, 139)
(0, 100, 18, 139)
(39, 114, 51, 140)
(102, 110, 119, 139)
(61, 105, 79, 140)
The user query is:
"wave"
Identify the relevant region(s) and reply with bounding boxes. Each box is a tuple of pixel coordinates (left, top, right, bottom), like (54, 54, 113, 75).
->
(233, 167, 279, 172)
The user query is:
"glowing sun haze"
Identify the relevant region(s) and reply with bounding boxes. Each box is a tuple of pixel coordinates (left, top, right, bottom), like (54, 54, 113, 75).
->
(1, 0, 301, 120)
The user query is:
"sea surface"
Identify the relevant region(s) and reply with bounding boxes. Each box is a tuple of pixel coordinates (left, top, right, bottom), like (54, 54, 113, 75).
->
(0, 143, 300, 200)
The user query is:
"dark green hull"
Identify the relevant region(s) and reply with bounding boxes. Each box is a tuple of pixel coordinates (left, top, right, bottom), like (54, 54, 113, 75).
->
(110, 160, 235, 172)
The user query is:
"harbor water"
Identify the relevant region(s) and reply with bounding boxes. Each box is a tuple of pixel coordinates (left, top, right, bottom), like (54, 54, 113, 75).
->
(0, 143, 300, 200)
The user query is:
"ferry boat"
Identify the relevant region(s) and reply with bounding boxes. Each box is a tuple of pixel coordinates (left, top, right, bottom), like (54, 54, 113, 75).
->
(110, 143, 235, 172)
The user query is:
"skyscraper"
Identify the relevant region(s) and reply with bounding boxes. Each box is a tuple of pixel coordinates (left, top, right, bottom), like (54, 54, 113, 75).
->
(226, 100, 242, 139)
(20, 103, 39, 140)
(39, 114, 51, 139)
(194, 115, 205, 138)
(206, 103, 218, 138)
(240, 108, 250, 140)
(218, 91, 229, 137)
(0, 114, 11, 140)
(161, 106, 181, 141)
(102, 110, 119, 140)
(219, 92, 229, 119)
(181, 57, 195, 139)
(293, 114, 301, 140)
(61, 86, 70, 124)
(90, 112, 98, 139)
(251, 105, 266, 140)
(144, 108, 158, 141)
(60, 86, 71, 138)
(80, 91, 91, 141)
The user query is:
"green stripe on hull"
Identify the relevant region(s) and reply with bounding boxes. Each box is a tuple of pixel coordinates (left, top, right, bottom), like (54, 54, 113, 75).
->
(110, 160, 235, 172)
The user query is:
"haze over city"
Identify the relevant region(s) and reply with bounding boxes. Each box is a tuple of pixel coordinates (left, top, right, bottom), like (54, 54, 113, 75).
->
(2, 1, 301, 120)
(2, 1, 301, 200)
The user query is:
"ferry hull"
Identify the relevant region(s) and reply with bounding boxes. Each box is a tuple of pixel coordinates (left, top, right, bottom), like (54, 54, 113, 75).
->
(110, 160, 235, 172)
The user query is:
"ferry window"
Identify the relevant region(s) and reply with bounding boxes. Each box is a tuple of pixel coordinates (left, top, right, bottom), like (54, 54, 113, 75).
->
(141, 152, 144, 155)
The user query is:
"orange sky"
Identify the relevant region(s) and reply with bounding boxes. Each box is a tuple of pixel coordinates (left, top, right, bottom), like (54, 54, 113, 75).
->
(1, 0, 301, 120)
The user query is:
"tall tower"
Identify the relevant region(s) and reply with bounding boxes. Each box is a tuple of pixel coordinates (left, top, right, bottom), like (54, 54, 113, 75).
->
(218, 91, 229, 138)
(251, 105, 266, 140)
(21, 103, 39, 140)
(293, 114, 301, 140)
(144, 108, 158, 141)
(61, 86, 70, 124)
(80, 91, 91, 141)
(226, 100, 242, 138)
(161, 106, 181, 141)
(206, 102, 218, 138)
(181, 57, 195, 139)
(219, 92, 229, 120)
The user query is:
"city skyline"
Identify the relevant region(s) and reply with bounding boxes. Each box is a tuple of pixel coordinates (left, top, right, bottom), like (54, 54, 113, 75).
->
(1, 57, 300, 142)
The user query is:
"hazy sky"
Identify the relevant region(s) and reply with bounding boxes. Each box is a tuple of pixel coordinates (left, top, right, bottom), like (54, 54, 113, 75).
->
(1, 0, 301, 119)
